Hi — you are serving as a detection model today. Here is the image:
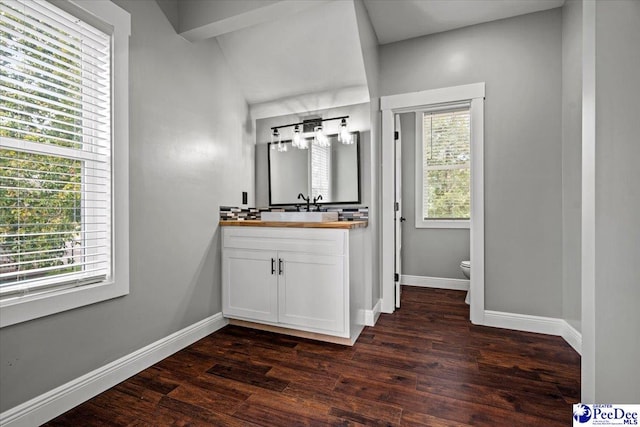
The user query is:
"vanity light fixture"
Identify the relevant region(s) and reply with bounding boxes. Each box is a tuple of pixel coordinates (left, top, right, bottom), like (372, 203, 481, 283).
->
(270, 115, 351, 150)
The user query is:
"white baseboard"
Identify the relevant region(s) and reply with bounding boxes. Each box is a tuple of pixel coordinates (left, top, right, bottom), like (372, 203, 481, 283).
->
(561, 321, 582, 355)
(364, 299, 382, 326)
(401, 274, 469, 291)
(483, 310, 582, 355)
(1, 313, 228, 427)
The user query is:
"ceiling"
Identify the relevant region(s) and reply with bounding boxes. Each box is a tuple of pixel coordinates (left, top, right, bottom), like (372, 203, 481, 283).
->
(215, 1, 367, 107)
(170, 0, 565, 115)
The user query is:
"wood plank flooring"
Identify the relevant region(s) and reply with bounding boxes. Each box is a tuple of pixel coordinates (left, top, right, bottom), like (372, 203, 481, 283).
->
(45, 286, 580, 426)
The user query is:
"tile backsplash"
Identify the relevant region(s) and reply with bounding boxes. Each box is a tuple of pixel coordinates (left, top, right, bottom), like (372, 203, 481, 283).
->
(219, 207, 263, 221)
(220, 206, 368, 222)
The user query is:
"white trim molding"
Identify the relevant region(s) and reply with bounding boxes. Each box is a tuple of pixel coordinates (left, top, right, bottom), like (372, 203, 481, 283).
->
(0, 314, 228, 427)
(581, 0, 596, 403)
(483, 310, 582, 355)
(364, 299, 382, 326)
(468, 96, 485, 326)
(381, 83, 485, 111)
(401, 276, 469, 291)
(561, 321, 582, 355)
(380, 82, 485, 324)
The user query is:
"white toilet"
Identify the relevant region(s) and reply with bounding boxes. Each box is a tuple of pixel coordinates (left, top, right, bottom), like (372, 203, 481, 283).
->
(460, 260, 471, 304)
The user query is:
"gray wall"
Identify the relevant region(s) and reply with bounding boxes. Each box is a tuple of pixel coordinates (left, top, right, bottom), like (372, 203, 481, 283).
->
(0, 0, 253, 411)
(593, 0, 640, 403)
(561, 0, 582, 332)
(380, 9, 563, 317)
(400, 113, 470, 279)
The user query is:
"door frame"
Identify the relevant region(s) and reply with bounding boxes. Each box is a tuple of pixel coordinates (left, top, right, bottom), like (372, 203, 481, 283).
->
(394, 114, 402, 308)
(380, 83, 485, 324)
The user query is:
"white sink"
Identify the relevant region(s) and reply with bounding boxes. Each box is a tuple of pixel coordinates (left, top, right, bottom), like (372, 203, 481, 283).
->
(260, 211, 339, 222)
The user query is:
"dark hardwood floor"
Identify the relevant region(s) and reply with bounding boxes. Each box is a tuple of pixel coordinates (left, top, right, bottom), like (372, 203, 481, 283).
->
(45, 286, 580, 426)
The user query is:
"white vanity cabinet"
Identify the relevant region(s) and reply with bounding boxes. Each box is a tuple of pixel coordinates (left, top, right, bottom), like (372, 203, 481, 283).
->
(221, 225, 365, 345)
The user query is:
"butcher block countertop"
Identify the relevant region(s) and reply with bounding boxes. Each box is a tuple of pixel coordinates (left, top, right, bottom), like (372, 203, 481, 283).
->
(219, 220, 367, 229)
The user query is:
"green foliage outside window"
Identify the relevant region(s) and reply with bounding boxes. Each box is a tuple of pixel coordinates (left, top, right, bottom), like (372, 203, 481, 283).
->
(0, 150, 81, 280)
(425, 168, 470, 219)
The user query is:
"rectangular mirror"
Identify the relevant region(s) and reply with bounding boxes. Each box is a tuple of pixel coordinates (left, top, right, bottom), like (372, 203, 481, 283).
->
(268, 131, 360, 206)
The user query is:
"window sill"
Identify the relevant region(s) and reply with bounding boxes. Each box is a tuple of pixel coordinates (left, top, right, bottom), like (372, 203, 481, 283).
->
(415, 220, 470, 229)
(0, 279, 128, 328)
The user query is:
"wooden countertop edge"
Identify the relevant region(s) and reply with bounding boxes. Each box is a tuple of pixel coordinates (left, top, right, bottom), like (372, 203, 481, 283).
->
(219, 220, 368, 229)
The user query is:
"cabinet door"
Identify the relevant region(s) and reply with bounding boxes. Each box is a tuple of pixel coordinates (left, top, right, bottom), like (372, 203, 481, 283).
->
(277, 252, 345, 333)
(222, 249, 278, 322)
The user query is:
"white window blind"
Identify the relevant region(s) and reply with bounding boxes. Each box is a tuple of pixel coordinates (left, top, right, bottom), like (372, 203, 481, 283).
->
(311, 144, 331, 201)
(420, 106, 471, 221)
(0, 0, 112, 298)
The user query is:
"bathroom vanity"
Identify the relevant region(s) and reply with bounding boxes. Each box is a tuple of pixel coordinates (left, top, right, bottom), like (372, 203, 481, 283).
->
(220, 220, 366, 345)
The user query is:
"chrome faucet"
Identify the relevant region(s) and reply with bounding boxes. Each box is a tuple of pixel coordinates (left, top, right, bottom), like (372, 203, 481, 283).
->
(297, 193, 310, 212)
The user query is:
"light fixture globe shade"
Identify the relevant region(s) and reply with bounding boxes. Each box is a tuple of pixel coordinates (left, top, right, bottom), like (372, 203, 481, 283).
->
(292, 126, 303, 148)
(339, 128, 352, 144)
(338, 118, 352, 144)
(314, 126, 329, 147)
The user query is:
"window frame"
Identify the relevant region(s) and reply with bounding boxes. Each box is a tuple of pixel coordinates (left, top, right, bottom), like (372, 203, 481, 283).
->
(0, 0, 130, 328)
(415, 103, 474, 229)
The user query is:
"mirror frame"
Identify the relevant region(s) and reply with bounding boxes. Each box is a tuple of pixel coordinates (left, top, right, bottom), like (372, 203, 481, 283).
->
(267, 131, 361, 206)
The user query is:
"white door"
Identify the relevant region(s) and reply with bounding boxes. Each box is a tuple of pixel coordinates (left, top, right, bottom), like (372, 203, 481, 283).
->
(277, 252, 345, 334)
(222, 249, 278, 322)
(394, 114, 403, 308)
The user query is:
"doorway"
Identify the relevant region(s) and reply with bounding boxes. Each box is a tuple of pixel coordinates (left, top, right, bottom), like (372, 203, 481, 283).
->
(380, 83, 485, 324)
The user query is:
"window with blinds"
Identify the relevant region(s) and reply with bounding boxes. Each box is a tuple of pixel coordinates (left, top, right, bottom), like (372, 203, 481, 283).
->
(0, 0, 112, 298)
(419, 106, 470, 222)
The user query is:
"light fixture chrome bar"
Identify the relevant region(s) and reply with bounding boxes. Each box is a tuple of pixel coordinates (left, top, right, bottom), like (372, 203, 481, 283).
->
(270, 115, 349, 133)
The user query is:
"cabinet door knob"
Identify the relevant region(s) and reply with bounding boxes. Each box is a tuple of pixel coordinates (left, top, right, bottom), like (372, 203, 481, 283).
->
(278, 258, 283, 275)
(271, 258, 276, 275)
